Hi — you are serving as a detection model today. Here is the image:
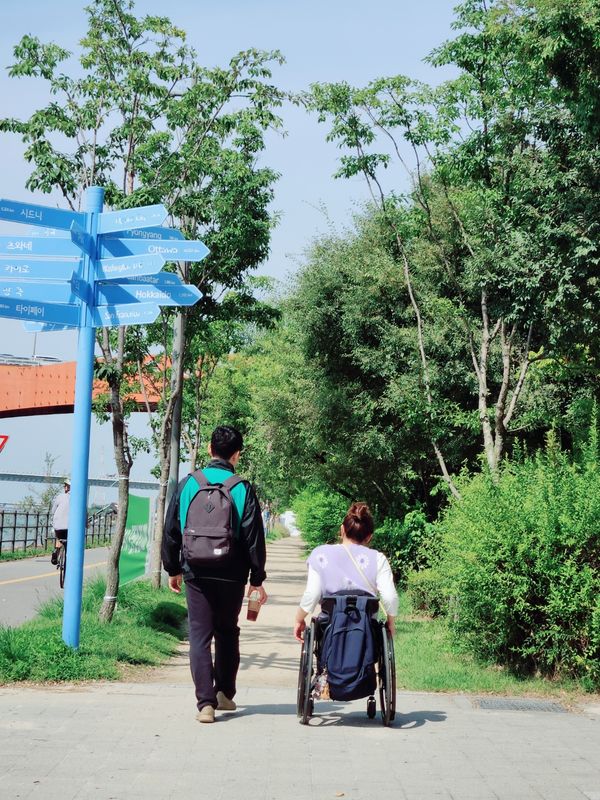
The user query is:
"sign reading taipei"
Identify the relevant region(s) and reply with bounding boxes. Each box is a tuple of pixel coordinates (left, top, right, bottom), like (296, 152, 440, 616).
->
(0, 189, 208, 652)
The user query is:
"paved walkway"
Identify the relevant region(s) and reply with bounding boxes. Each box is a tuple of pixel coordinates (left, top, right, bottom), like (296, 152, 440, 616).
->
(0, 547, 108, 627)
(1, 536, 599, 800)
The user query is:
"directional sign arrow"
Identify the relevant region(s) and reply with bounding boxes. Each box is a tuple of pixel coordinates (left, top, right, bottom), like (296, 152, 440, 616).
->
(70, 275, 92, 304)
(70, 222, 95, 259)
(23, 321, 78, 332)
(95, 253, 165, 281)
(103, 225, 184, 241)
(0, 235, 81, 258)
(118, 271, 183, 287)
(92, 303, 161, 328)
(0, 260, 77, 281)
(0, 296, 80, 326)
(0, 280, 79, 304)
(98, 204, 167, 235)
(100, 237, 209, 262)
(0, 199, 84, 230)
(96, 282, 201, 308)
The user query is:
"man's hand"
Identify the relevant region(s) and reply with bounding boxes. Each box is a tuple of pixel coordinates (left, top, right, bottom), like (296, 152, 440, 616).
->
(248, 584, 268, 604)
(386, 615, 395, 637)
(294, 619, 306, 643)
(168, 574, 183, 594)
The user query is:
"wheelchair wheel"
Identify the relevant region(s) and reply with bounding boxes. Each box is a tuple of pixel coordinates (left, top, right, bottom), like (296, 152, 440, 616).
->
(297, 619, 316, 724)
(367, 696, 376, 719)
(378, 623, 396, 726)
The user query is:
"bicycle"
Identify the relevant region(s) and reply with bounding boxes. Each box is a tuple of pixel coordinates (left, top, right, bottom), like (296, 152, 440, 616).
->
(56, 541, 67, 589)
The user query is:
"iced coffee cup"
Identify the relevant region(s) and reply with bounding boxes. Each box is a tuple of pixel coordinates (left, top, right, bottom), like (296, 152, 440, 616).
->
(247, 589, 261, 621)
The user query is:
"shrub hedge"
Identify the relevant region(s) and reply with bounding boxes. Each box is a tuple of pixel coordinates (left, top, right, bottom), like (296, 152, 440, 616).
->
(423, 444, 600, 688)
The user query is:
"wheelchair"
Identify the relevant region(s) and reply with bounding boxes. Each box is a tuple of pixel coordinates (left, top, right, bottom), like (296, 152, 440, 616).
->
(296, 592, 396, 726)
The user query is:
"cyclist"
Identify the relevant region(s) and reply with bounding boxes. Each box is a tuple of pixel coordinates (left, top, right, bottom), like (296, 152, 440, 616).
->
(50, 479, 70, 565)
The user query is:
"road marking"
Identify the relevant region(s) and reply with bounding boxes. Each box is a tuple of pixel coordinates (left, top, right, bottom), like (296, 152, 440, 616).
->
(0, 561, 107, 587)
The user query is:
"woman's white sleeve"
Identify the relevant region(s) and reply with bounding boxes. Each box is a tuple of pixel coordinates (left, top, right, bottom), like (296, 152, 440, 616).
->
(376, 552, 399, 616)
(299, 565, 322, 614)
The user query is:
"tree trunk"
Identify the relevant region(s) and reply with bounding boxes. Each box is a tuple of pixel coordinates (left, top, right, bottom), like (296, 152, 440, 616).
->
(167, 311, 186, 506)
(150, 310, 186, 589)
(98, 380, 132, 622)
(150, 453, 170, 589)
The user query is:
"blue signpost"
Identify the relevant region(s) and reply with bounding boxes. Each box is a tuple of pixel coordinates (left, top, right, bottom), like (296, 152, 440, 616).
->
(0, 187, 207, 648)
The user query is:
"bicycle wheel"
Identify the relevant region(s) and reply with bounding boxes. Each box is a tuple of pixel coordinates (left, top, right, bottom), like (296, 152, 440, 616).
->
(379, 623, 396, 726)
(58, 544, 67, 589)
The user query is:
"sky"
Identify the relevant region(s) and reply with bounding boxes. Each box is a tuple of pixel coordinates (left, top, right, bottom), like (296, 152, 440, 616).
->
(0, 0, 458, 503)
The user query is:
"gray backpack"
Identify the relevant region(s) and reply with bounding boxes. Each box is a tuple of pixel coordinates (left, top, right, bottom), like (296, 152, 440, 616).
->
(182, 470, 244, 566)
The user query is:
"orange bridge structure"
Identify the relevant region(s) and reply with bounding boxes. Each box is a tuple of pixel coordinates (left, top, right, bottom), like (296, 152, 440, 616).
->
(0, 355, 162, 418)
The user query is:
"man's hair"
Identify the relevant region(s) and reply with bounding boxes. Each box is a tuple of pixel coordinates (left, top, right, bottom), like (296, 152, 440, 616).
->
(210, 425, 243, 460)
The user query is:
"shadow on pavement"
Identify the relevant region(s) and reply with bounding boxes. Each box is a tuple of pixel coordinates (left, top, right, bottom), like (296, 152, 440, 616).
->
(305, 707, 447, 729)
(217, 703, 447, 729)
(394, 710, 447, 728)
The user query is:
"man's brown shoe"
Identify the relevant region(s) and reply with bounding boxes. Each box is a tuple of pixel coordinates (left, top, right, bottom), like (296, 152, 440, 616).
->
(216, 691, 236, 711)
(196, 706, 215, 724)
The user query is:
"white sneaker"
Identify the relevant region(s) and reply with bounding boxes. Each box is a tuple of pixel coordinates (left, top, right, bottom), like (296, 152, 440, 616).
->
(216, 691, 236, 711)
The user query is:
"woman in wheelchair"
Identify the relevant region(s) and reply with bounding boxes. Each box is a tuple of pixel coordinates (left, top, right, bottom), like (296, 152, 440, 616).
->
(294, 503, 398, 725)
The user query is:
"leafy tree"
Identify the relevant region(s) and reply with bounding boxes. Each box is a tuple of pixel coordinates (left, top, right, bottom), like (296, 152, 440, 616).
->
(2, 0, 285, 611)
(308, 0, 600, 480)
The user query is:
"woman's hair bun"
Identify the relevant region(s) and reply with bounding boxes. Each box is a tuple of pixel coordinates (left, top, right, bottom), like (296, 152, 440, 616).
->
(348, 503, 371, 520)
(342, 502, 374, 543)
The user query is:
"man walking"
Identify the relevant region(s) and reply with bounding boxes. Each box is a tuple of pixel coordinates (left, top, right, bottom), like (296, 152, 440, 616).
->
(50, 479, 70, 565)
(162, 425, 267, 723)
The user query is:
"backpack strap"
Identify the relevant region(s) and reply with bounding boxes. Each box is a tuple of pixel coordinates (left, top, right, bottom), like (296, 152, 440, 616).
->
(222, 474, 245, 491)
(191, 469, 210, 488)
(190, 470, 244, 491)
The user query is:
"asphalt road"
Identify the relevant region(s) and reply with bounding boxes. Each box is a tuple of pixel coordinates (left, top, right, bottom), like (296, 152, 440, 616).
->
(0, 547, 108, 627)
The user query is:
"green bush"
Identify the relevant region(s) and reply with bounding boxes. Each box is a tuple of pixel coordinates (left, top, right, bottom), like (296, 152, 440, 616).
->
(0, 578, 187, 683)
(371, 510, 433, 584)
(292, 486, 348, 551)
(406, 568, 447, 617)
(431, 443, 600, 687)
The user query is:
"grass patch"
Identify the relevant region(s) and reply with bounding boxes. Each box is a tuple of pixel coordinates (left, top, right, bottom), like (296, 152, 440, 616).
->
(394, 592, 588, 698)
(0, 540, 111, 562)
(267, 522, 289, 542)
(0, 547, 51, 562)
(0, 577, 187, 683)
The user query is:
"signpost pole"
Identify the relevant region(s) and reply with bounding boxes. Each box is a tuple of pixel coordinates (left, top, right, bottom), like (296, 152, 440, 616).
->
(62, 186, 103, 649)
(0, 187, 206, 648)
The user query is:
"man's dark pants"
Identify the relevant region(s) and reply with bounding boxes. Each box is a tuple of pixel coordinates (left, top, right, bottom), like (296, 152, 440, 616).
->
(185, 577, 245, 710)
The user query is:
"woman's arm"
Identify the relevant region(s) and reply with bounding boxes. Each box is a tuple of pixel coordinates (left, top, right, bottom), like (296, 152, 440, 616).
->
(295, 566, 322, 640)
(294, 606, 308, 642)
(376, 552, 398, 635)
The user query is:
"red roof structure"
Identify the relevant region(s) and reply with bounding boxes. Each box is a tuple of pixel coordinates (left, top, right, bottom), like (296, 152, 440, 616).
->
(0, 360, 161, 418)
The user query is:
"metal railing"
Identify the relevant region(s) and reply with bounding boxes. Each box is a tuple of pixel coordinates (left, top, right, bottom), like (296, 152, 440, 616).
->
(0, 505, 115, 554)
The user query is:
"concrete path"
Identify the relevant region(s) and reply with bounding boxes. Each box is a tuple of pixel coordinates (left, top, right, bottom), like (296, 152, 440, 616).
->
(1, 536, 599, 800)
(0, 547, 108, 627)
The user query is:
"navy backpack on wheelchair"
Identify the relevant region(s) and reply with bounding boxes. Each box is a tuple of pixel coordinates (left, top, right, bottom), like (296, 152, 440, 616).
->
(297, 591, 396, 726)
